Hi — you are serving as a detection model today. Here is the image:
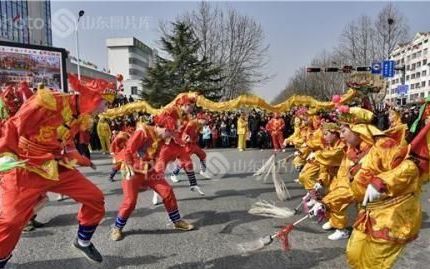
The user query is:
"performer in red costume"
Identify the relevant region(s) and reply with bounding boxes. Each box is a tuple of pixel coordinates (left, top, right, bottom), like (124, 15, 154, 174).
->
(0, 83, 48, 232)
(108, 131, 130, 181)
(152, 95, 205, 204)
(0, 75, 115, 267)
(266, 112, 285, 151)
(170, 112, 211, 186)
(110, 115, 194, 241)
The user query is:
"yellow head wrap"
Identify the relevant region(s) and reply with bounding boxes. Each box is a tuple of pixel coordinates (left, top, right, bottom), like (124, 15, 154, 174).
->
(339, 107, 383, 144)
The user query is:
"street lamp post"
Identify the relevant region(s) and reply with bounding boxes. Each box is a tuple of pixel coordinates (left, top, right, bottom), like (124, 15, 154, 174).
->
(387, 18, 394, 59)
(75, 10, 85, 80)
(386, 17, 395, 106)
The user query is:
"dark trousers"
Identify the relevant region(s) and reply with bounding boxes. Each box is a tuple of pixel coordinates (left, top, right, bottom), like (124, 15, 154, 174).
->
(77, 144, 91, 160)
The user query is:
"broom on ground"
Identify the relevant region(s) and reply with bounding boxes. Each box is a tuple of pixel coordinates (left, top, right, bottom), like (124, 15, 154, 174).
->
(237, 214, 310, 254)
(248, 200, 295, 219)
(253, 155, 275, 176)
(272, 160, 291, 201)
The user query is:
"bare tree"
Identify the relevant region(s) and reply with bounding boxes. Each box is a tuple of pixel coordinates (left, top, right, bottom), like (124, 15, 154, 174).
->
(337, 3, 409, 65)
(273, 50, 350, 104)
(183, 2, 271, 99)
(337, 15, 378, 66)
(275, 3, 410, 107)
(375, 3, 409, 60)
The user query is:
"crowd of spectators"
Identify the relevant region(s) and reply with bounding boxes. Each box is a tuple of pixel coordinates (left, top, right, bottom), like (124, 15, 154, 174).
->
(86, 101, 423, 153)
(87, 109, 296, 152)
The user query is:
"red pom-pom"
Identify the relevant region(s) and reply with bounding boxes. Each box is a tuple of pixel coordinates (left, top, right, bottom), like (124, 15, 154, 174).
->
(332, 95, 341, 103)
(277, 224, 295, 251)
(338, 105, 350, 113)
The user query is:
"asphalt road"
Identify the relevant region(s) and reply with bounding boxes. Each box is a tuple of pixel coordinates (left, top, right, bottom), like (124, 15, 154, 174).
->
(9, 149, 430, 269)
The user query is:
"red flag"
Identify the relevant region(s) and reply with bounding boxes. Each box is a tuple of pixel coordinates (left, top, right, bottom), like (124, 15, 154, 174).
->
(409, 122, 430, 173)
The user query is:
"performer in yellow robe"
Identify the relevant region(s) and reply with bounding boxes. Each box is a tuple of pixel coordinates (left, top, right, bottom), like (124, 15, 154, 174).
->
(319, 107, 378, 241)
(300, 121, 345, 208)
(297, 116, 324, 188)
(384, 108, 407, 146)
(310, 107, 422, 269)
(284, 117, 301, 146)
(237, 113, 248, 151)
(97, 117, 112, 154)
(314, 122, 345, 191)
(345, 137, 421, 269)
(284, 108, 310, 170)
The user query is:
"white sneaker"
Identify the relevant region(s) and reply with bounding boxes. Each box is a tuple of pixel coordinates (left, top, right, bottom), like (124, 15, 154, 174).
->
(293, 178, 300, 183)
(170, 174, 180, 183)
(306, 199, 316, 207)
(190, 186, 205, 196)
(57, 194, 66, 201)
(152, 192, 161, 205)
(282, 149, 286, 152)
(328, 229, 350, 240)
(322, 221, 333, 231)
(199, 170, 211, 179)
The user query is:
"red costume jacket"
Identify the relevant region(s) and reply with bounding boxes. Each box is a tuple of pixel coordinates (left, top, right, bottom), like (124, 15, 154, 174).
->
(266, 118, 285, 135)
(0, 88, 92, 181)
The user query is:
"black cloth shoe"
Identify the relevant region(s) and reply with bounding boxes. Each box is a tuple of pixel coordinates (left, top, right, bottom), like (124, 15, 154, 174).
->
(0, 254, 12, 268)
(73, 239, 103, 263)
(31, 219, 45, 228)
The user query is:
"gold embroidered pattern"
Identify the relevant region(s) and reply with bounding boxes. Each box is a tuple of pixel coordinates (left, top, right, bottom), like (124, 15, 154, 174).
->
(35, 88, 57, 111)
(61, 97, 74, 123)
(144, 126, 160, 159)
(56, 125, 71, 142)
(35, 126, 57, 143)
(25, 160, 59, 181)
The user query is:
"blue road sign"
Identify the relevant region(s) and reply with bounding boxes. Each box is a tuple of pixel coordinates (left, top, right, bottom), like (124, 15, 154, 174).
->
(382, 60, 395, 78)
(371, 62, 382, 74)
(396, 85, 409, 95)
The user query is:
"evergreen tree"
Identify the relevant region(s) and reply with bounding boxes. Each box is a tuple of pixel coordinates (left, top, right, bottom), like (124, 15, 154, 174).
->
(142, 21, 223, 106)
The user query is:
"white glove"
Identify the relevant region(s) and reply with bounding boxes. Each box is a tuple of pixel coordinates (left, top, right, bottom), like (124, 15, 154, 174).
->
(302, 192, 311, 202)
(0, 155, 17, 165)
(309, 202, 325, 217)
(313, 182, 323, 192)
(294, 151, 300, 156)
(362, 184, 382, 206)
(306, 152, 315, 161)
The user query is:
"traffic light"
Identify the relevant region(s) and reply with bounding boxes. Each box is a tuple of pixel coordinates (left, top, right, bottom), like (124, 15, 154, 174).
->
(342, 65, 353, 73)
(306, 66, 373, 73)
(356, 66, 371, 72)
(324, 67, 339, 72)
(306, 67, 321, 73)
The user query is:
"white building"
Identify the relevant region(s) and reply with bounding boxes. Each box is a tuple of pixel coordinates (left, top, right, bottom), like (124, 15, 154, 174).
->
(66, 56, 116, 84)
(0, 0, 52, 46)
(386, 32, 430, 105)
(106, 37, 157, 99)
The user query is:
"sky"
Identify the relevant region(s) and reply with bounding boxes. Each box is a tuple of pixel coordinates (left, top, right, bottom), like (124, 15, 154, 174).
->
(50, 1, 430, 102)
